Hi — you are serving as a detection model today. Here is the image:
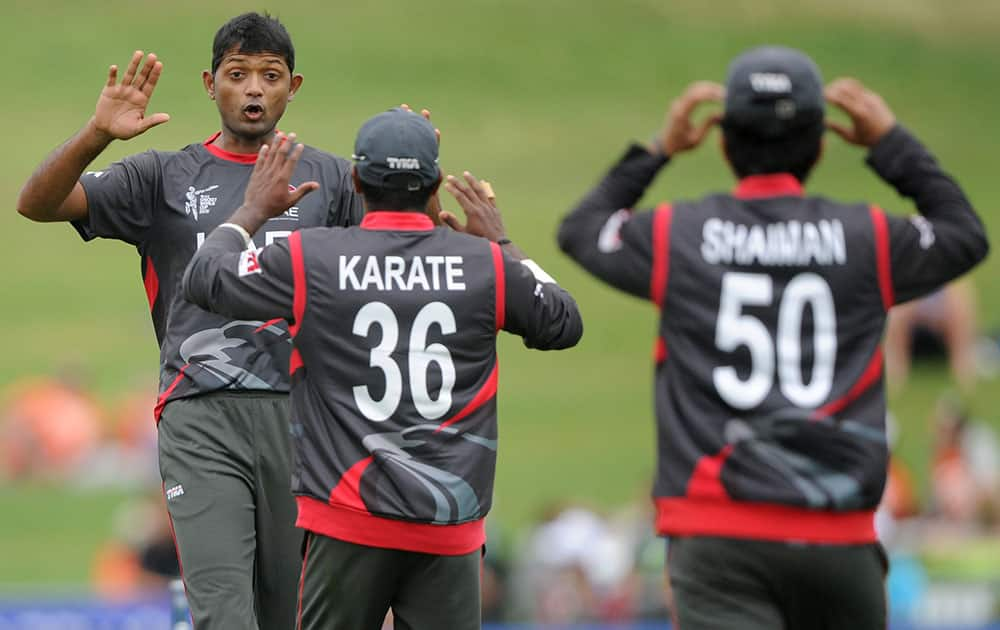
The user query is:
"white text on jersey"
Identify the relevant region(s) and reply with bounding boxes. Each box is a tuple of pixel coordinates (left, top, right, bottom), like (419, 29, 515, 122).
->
(339, 255, 466, 291)
(701, 218, 846, 266)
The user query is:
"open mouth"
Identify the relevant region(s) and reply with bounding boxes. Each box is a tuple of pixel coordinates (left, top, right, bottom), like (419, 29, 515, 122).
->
(242, 104, 264, 121)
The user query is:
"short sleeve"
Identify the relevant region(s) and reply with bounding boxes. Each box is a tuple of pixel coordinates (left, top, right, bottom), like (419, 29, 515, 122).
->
(73, 150, 162, 246)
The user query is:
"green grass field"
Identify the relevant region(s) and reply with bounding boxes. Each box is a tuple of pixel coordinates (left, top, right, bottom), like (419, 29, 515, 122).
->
(1, 0, 999, 586)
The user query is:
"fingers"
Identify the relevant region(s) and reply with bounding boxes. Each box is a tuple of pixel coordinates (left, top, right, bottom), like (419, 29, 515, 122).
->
(140, 58, 164, 97)
(437, 211, 465, 233)
(674, 81, 725, 119)
(134, 53, 157, 90)
(825, 120, 854, 143)
(444, 174, 474, 207)
(138, 112, 171, 132)
(691, 112, 723, 146)
(106, 65, 118, 88)
(289, 181, 320, 206)
(120, 50, 143, 86)
(461, 171, 492, 204)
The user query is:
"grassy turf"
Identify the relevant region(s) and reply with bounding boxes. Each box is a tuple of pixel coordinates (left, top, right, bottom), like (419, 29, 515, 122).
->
(1, 0, 998, 585)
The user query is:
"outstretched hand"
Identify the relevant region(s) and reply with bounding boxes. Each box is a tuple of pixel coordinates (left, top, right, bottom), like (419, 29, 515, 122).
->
(93, 51, 171, 141)
(653, 81, 725, 156)
(825, 78, 896, 147)
(236, 132, 319, 228)
(441, 172, 507, 242)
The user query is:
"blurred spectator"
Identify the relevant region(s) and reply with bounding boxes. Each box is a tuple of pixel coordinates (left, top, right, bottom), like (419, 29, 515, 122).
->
(884, 280, 980, 396)
(80, 385, 160, 489)
(929, 397, 1000, 529)
(0, 370, 103, 481)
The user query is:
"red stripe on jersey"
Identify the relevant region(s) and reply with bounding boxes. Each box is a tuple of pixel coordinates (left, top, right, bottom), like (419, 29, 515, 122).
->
(154, 364, 190, 423)
(685, 444, 734, 500)
(650, 204, 672, 307)
(289, 349, 304, 376)
(733, 173, 804, 199)
(812, 347, 884, 420)
(490, 242, 506, 331)
(327, 455, 374, 511)
(288, 231, 306, 337)
(297, 496, 486, 556)
(654, 337, 668, 364)
(143, 257, 159, 311)
(436, 362, 498, 434)
(361, 211, 435, 231)
(202, 132, 259, 163)
(255, 318, 283, 333)
(296, 533, 311, 630)
(869, 206, 895, 310)
(655, 497, 876, 543)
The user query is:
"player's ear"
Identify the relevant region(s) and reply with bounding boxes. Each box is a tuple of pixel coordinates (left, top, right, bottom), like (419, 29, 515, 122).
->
(288, 74, 304, 101)
(202, 70, 215, 100)
(351, 167, 363, 194)
(429, 173, 443, 196)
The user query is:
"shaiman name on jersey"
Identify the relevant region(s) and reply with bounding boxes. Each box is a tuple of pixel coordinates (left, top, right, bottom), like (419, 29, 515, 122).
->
(339, 255, 466, 291)
(700, 217, 846, 266)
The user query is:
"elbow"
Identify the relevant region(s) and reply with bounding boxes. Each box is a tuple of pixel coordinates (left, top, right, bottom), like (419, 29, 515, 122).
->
(15, 193, 40, 222)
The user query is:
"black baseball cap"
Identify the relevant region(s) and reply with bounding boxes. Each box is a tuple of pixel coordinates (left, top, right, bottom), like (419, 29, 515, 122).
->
(352, 108, 440, 191)
(724, 46, 825, 139)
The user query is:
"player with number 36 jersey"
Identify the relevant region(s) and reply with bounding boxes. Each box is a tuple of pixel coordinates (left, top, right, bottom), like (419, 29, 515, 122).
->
(559, 47, 987, 630)
(184, 109, 582, 629)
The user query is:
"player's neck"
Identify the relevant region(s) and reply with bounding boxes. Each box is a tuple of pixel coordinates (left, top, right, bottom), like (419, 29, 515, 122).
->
(211, 129, 277, 156)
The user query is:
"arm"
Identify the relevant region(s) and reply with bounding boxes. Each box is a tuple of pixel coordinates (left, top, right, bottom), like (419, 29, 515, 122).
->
(16, 51, 169, 223)
(183, 132, 319, 319)
(826, 78, 990, 303)
(440, 172, 582, 349)
(556, 82, 723, 299)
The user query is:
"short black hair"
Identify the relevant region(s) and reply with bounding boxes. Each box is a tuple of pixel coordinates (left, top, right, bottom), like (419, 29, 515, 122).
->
(212, 12, 295, 74)
(358, 178, 436, 212)
(722, 121, 824, 182)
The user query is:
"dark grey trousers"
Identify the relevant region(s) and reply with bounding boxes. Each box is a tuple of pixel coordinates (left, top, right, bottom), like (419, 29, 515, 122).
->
(667, 536, 887, 630)
(298, 533, 482, 630)
(158, 392, 300, 630)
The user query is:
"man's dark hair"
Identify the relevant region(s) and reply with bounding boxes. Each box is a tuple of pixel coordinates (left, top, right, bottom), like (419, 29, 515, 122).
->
(212, 12, 295, 74)
(358, 178, 435, 212)
(722, 121, 824, 182)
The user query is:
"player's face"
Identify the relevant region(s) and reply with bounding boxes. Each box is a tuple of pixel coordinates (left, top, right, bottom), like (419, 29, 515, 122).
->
(205, 48, 303, 147)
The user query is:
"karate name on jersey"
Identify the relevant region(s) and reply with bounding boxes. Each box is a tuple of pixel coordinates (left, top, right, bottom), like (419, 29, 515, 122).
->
(700, 218, 847, 266)
(339, 255, 466, 291)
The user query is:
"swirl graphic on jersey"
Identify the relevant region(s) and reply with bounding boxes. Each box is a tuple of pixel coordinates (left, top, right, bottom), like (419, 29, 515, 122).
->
(179, 320, 290, 389)
(362, 424, 497, 523)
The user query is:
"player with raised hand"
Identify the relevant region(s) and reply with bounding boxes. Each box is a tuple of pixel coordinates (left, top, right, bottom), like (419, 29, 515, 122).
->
(558, 46, 988, 629)
(17, 13, 363, 630)
(183, 109, 582, 629)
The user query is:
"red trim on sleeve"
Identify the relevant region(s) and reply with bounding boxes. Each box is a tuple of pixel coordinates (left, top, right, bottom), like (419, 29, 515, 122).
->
(327, 456, 374, 511)
(812, 347, 884, 420)
(154, 364, 190, 423)
(360, 211, 435, 231)
(490, 242, 506, 331)
(288, 231, 306, 337)
(654, 337, 668, 365)
(202, 132, 259, 164)
(733, 173, 804, 199)
(436, 362, 498, 434)
(297, 496, 486, 556)
(650, 204, 672, 308)
(655, 497, 876, 543)
(143, 257, 159, 311)
(685, 444, 734, 500)
(869, 206, 895, 310)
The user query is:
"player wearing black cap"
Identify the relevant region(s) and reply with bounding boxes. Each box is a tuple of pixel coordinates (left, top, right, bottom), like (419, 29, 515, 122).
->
(183, 109, 583, 630)
(558, 46, 988, 629)
(17, 14, 362, 630)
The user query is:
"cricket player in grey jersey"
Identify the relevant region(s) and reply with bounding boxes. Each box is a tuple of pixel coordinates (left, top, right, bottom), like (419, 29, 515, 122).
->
(17, 13, 362, 630)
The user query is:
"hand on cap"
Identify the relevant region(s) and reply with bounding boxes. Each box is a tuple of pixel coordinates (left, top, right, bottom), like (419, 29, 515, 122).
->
(653, 81, 724, 156)
(236, 132, 319, 227)
(824, 78, 896, 147)
(441, 172, 507, 242)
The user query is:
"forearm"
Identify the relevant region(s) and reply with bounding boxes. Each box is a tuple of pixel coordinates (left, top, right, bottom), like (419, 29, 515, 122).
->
(17, 118, 112, 221)
(557, 144, 667, 256)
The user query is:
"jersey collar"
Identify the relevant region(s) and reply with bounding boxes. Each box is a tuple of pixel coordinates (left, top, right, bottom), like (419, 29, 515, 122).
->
(361, 211, 435, 231)
(202, 132, 259, 164)
(734, 173, 804, 199)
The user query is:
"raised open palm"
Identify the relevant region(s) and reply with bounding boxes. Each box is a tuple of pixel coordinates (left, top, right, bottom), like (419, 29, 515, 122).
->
(94, 50, 170, 140)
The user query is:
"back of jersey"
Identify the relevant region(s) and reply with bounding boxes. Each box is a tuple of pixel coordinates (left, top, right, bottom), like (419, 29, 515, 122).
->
(291, 225, 502, 525)
(659, 190, 890, 511)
